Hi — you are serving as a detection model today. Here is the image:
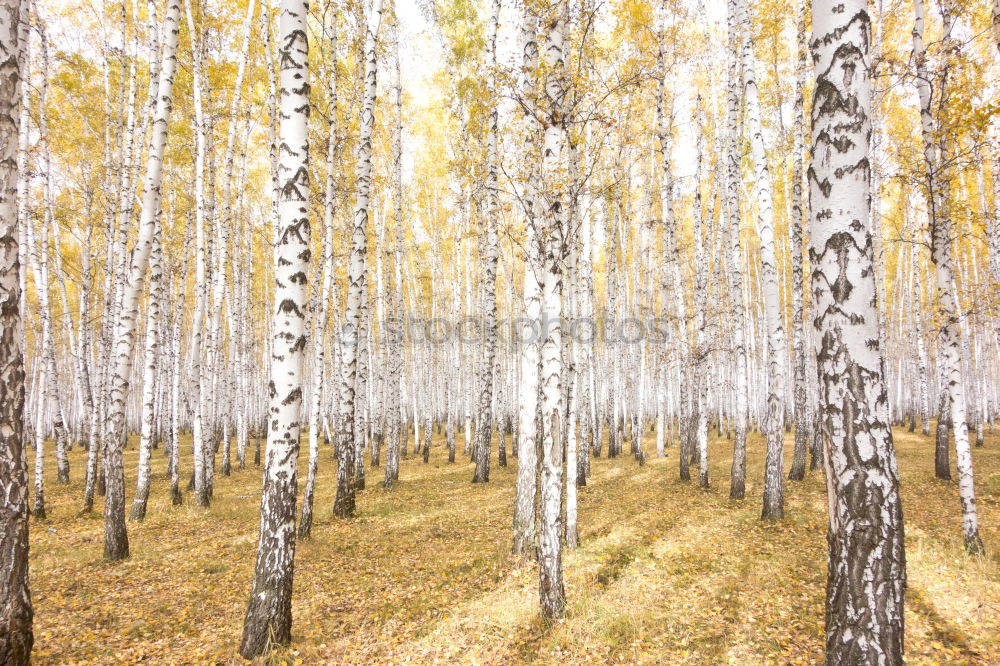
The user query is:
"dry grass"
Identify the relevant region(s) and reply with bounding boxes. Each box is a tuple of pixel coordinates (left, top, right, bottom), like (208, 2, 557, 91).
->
(28, 424, 1000, 664)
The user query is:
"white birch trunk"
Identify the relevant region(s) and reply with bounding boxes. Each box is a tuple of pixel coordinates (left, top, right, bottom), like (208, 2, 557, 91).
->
(300, 1, 337, 539)
(513, 9, 541, 558)
(240, 0, 310, 654)
(810, 0, 906, 657)
(335, 0, 383, 517)
(472, 0, 502, 484)
(184, 0, 209, 507)
(129, 222, 162, 522)
(0, 1, 30, 654)
(913, 0, 983, 553)
(739, 0, 787, 519)
(537, 3, 568, 619)
(725, 0, 749, 499)
(101, 0, 181, 560)
(787, 0, 811, 480)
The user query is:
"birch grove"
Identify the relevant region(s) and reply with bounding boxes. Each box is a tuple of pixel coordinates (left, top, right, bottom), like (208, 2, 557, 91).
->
(2, 0, 1000, 661)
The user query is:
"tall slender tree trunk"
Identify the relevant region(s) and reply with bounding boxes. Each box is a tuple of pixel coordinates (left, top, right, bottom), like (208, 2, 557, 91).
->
(300, 1, 337, 540)
(0, 1, 32, 656)
(913, 0, 983, 553)
(335, 0, 383, 518)
(810, 0, 906, 659)
(512, 9, 541, 559)
(34, 29, 70, 487)
(472, 0, 501, 484)
(239, 0, 310, 655)
(787, 0, 811, 481)
(129, 224, 163, 522)
(101, 0, 181, 560)
(739, 0, 787, 519)
(384, 18, 403, 488)
(184, 0, 210, 508)
(537, 2, 568, 618)
(692, 109, 709, 488)
(724, 0, 748, 499)
(656, 0, 688, 481)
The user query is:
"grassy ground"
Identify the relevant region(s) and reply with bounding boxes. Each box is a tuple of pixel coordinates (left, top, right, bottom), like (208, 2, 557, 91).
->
(28, 424, 1000, 664)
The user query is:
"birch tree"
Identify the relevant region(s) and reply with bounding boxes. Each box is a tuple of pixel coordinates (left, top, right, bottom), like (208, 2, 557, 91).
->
(912, 0, 984, 554)
(810, 0, 906, 658)
(240, 0, 311, 654)
(185, 0, 209, 507)
(537, 0, 568, 619)
(300, 0, 336, 540)
(787, 0, 811, 481)
(101, 0, 181, 560)
(0, 0, 31, 658)
(385, 14, 404, 488)
(472, 0, 501, 484)
(724, 0, 748, 500)
(512, 7, 541, 558)
(335, 0, 382, 518)
(738, 0, 786, 519)
(129, 224, 163, 522)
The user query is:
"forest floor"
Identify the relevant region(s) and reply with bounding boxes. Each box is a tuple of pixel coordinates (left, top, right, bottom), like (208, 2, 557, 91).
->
(28, 425, 1000, 664)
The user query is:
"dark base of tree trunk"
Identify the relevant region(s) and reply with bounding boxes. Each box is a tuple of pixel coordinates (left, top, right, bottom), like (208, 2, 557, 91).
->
(103, 527, 130, 560)
(298, 512, 313, 540)
(935, 424, 951, 480)
(472, 453, 489, 482)
(0, 610, 32, 666)
(240, 583, 293, 659)
(729, 484, 745, 500)
(128, 499, 147, 522)
(964, 532, 985, 555)
(539, 577, 565, 620)
(760, 505, 784, 521)
(171, 483, 183, 506)
(32, 504, 45, 521)
(333, 486, 355, 518)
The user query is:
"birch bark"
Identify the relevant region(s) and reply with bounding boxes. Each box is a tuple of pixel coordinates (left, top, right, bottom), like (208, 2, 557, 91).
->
(101, 0, 181, 559)
(335, 0, 382, 517)
(810, 0, 906, 658)
(0, 2, 31, 659)
(240, 0, 310, 654)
